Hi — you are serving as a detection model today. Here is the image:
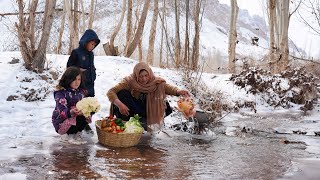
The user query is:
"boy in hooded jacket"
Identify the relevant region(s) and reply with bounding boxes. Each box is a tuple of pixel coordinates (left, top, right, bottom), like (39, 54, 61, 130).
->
(67, 29, 100, 133)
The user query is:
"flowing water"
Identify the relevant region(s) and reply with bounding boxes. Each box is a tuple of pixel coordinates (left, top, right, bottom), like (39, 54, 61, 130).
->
(1, 111, 320, 179)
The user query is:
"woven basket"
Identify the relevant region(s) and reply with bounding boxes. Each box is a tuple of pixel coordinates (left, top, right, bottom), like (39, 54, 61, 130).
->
(95, 120, 142, 148)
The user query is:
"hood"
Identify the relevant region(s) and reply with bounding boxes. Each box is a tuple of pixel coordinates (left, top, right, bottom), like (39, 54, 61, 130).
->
(79, 29, 100, 50)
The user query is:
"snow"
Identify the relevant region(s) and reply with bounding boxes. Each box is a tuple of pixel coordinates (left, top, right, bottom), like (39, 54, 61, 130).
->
(0, 51, 319, 178)
(0, 0, 319, 178)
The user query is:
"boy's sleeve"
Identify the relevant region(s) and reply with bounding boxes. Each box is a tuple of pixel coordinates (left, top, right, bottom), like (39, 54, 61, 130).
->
(67, 50, 79, 67)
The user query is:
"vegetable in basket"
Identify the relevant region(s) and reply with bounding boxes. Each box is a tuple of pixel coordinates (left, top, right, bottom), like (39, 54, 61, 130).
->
(124, 114, 144, 133)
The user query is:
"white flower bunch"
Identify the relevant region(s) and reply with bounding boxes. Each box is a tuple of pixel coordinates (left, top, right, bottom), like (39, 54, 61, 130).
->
(76, 97, 100, 118)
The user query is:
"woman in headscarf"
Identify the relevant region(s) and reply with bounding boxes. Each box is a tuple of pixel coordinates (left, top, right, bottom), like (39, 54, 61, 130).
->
(107, 62, 189, 132)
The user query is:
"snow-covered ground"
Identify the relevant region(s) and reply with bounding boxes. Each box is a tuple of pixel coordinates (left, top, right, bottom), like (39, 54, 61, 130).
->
(0, 51, 319, 179)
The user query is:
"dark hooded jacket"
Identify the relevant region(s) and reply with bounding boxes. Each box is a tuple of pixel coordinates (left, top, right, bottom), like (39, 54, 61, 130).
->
(67, 29, 100, 97)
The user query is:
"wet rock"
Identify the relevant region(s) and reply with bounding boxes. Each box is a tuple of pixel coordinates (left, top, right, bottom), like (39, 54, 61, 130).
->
(292, 130, 307, 135)
(6, 95, 19, 101)
(8, 58, 20, 64)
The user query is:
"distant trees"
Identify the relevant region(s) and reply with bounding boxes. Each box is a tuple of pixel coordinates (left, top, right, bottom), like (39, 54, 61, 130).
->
(16, 0, 57, 72)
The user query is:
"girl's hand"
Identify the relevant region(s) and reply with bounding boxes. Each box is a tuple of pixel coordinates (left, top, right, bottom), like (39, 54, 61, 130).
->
(177, 90, 190, 97)
(70, 107, 82, 117)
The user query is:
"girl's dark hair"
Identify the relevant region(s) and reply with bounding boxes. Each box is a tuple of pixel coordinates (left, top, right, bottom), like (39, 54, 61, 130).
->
(58, 66, 85, 89)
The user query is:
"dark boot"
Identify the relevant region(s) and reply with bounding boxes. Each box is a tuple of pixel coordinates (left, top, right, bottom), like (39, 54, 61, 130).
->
(84, 124, 94, 134)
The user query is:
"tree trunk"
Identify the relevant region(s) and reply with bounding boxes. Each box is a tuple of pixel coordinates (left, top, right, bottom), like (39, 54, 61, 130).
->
(184, 0, 190, 67)
(228, 0, 239, 73)
(146, 0, 159, 65)
(88, 0, 95, 29)
(174, 0, 181, 68)
(192, 0, 201, 71)
(158, 0, 174, 67)
(66, 0, 77, 54)
(73, 0, 79, 43)
(125, 0, 150, 57)
(33, 0, 57, 72)
(138, 37, 143, 62)
(104, 0, 126, 56)
(16, 0, 33, 69)
(57, 0, 67, 54)
(278, 0, 290, 72)
(27, 0, 38, 53)
(79, 0, 85, 34)
(268, 0, 276, 72)
(125, 0, 133, 52)
(159, 0, 166, 68)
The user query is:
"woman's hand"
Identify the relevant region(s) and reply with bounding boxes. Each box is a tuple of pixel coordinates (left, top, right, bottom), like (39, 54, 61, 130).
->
(113, 99, 130, 116)
(177, 90, 190, 97)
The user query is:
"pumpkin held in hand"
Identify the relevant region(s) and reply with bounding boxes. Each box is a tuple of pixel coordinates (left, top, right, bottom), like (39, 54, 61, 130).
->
(176, 97, 196, 118)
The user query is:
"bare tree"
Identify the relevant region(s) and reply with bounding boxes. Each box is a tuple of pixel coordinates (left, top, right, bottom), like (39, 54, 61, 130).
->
(65, 0, 78, 53)
(174, 0, 181, 68)
(298, 0, 320, 36)
(16, 0, 57, 72)
(159, 0, 166, 67)
(268, 0, 301, 73)
(103, 0, 126, 56)
(125, 0, 150, 57)
(88, 0, 95, 29)
(183, 0, 190, 67)
(79, 0, 86, 33)
(125, 0, 133, 52)
(191, 0, 201, 70)
(228, 0, 239, 73)
(268, 0, 276, 72)
(147, 0, 159, 65)
(158, 0, 174, 68)
(73, 0, 79, 43)
(57, 0, 67, 54)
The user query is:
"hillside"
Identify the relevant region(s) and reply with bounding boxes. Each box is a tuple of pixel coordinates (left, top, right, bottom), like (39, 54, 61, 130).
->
(0, 0, 308, 73)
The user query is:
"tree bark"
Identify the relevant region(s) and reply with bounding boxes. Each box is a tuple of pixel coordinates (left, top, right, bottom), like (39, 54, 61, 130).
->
(125, 0, 133, 52)
(192, 0, 201, 71)
(73, 0, 79, 43)
(268, 0, 276, 72)
(125, 0, 150, 57)
(66, 0, 77, 54)
(57, 0, 67, 54)
(278, 0, 290, 72)
(174, 0, 181, 68)
(228, 0, 239, 73)
(104, 0, 126, 56)
(33, 0, 57, 72)
(79, 0, 86, 34)
(16, 0, 32, 69)
(146, 0, 159, 65)
(184, 0, 190, 66)
(88, 0, 95, 29)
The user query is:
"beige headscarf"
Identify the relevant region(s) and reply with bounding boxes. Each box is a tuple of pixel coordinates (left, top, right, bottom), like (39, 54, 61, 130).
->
(124, 62, 166, 131)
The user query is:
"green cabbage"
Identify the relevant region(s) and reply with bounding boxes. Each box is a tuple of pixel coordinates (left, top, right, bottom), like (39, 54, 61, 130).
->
(124, 114, 144, 133)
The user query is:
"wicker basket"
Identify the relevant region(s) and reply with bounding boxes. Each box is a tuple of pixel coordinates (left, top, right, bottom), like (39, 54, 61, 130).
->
(95, 120, 142, 147)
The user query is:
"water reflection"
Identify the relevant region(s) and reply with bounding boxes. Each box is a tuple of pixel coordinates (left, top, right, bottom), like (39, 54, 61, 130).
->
(95, 145, 168, 179)
(51, 143, 101, 179)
